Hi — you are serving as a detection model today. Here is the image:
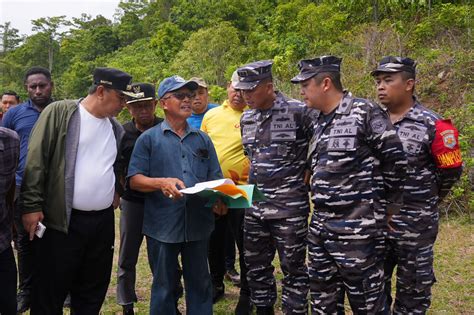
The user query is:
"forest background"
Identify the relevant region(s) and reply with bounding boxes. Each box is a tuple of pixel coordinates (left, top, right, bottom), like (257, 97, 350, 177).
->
(1, 0, 471, 213)
(0, 1, 472, 313)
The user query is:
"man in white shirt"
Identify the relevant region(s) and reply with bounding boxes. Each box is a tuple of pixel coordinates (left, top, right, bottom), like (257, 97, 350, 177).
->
(21, 67, 135, 314)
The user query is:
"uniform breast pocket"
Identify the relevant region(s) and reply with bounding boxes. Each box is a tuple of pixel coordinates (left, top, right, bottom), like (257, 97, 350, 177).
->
(192, 150, 209, 180)
(324, 138, 359, 174)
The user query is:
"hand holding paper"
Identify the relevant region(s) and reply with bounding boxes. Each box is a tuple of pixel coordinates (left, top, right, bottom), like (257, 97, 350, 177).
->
(180, 179, 265, 208)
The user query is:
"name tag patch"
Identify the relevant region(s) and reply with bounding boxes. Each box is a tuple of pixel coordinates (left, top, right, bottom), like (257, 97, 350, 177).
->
(271, 114, 296, 131)
(327, 137, 356, 151)
(329, 126, 357, 137)
(398, 124, 427, 142)
(242, 124, 257, 143)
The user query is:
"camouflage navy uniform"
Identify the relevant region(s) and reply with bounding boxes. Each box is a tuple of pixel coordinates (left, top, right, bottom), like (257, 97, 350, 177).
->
(291, 56, 408, 315)
(372, 57, 463, 314)
(236, 60, 316, 314)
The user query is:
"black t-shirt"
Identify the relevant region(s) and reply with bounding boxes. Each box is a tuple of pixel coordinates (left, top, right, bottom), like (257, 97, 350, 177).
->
(117, 117, 163, 203)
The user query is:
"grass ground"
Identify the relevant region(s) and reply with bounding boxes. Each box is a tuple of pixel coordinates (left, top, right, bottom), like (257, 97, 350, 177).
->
(25, 212, 473, 314)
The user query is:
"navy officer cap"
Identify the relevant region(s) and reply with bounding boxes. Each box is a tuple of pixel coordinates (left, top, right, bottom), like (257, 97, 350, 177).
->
(234, 60, 273, 90)
(371, 56, 417, 76)
(291, 56, 342, 83)
(93, 67, 135, 96)
(126, 83, 156, 104)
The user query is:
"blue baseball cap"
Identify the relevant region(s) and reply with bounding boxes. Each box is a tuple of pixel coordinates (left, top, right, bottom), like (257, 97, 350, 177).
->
(158, 75, 199, 99)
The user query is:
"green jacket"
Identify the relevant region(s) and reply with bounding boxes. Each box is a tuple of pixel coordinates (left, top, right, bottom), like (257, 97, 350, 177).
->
(21, 99, 124, 233)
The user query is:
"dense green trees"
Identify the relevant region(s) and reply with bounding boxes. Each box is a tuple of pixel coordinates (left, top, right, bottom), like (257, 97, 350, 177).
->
(0, 0, 472, 208)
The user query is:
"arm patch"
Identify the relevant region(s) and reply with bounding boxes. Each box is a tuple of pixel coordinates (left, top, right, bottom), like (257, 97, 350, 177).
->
(431, 119, 462, 168)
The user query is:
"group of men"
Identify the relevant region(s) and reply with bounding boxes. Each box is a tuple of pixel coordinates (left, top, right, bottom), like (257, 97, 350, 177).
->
(0, 54, 462, 315)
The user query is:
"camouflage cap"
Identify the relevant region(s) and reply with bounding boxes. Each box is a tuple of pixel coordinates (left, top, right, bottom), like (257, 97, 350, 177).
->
(234, 60, 273, 90)
(291, 56, 342, 83)
(371, 56, 417, 76)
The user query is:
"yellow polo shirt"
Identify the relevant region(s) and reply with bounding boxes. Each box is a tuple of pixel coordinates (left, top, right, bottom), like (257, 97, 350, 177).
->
(201, 100, 250, 185)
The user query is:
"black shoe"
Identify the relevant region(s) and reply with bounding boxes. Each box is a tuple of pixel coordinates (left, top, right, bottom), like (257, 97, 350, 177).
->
(235, 295, 253, 315)
(122, 304, 135, 315)
(256, 306, 274, 315)
(17, 292, 30, 313)
(212, 283, 225, 304)
(225, 268, 241, 287)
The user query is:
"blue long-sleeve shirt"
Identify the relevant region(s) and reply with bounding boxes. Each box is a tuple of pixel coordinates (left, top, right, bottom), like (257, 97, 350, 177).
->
(1, 100, 42, 186)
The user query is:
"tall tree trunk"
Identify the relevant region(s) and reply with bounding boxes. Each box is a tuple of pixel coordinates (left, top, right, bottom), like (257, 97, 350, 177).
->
(48, 36, 53, 72)
(373, 0, 379, 23)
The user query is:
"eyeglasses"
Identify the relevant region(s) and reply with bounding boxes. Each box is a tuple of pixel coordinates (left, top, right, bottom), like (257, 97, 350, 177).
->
(162, 92, 196, 101)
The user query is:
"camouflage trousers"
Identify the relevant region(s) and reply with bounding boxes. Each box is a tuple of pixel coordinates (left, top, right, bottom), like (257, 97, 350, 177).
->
(384, 238, 436, 314)
(307, 233, 386, 315)
(243, 213, 309, 314)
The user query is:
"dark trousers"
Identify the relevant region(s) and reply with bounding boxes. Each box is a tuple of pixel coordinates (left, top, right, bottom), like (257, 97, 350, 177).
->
(224, 225, 236, 271)
(384, 238, 436, 314)
(0, 246, 17, 315)
(147, 237, 212, 315)
(244, 213, 309, 314)
(14, 186, 34, 297)
(308, 234, 386, 315)
(117, 199, 145, 306)
(30, 207, 114, 315)
(208, 208, 249, 297)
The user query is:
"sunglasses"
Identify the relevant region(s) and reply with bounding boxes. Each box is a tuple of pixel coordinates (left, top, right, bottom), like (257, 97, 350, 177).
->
(162, 92, 196, 100)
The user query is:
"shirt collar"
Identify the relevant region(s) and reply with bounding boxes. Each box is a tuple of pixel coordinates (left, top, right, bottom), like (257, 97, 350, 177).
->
(400, 97, 424, 122)
(335, 91, 354, 115)
(222, 99, 248, 112)
(161, 119, 197, 136)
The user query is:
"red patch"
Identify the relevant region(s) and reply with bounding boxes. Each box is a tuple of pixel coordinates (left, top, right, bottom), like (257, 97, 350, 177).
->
(431, 119, 462, 168)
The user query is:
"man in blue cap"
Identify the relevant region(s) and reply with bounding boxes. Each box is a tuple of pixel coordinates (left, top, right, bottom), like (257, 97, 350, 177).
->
(128, 75, 226, 315)
(21, 67, 134, 313)
(291, 56, 407, 314)
(236, 60, 316, 315)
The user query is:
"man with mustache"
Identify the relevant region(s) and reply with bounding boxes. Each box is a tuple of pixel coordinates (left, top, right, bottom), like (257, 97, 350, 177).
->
(128, 75, 225, 315)
(237, 60, 316, 315)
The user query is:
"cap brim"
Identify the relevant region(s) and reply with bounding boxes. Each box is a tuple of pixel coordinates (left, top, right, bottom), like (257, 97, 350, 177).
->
(170, 80, 199, 93)
(370, 67, 402, 76)
(233, 81, 259, 90)
(290, 72, 316, 83)
(126, 97, 154, 104)
(121, 91, 144, 98)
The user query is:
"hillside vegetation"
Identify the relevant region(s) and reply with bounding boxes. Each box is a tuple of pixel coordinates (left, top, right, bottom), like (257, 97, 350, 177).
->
(0, 0, 472, 211)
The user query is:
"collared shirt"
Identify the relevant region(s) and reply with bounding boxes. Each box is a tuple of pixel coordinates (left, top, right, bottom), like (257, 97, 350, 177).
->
(309, 92, 407, 240)
(0, 127, 20, 253)
(187, 103, 218, 129)
(387, 99, 462, 240)
(1, 100, 42, 186)
(127, 120, 222, 243)
(240, 92, 317, 219)
(201, 100, 249, 185)
(117, 117, 163, 203)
